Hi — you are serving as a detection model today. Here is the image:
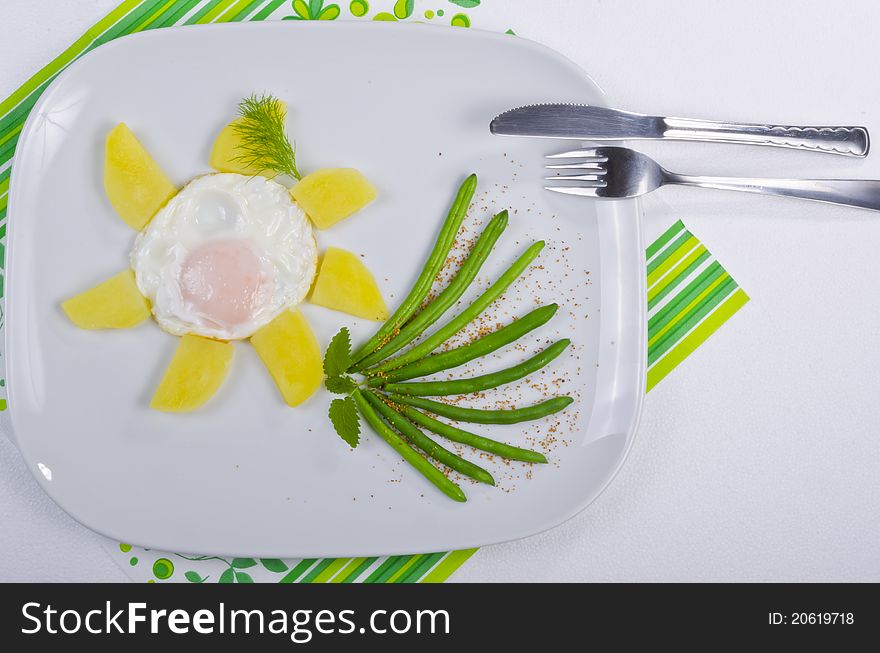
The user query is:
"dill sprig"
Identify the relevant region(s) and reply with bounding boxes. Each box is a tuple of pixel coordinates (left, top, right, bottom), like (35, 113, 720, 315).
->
(231, 94, 301, 180)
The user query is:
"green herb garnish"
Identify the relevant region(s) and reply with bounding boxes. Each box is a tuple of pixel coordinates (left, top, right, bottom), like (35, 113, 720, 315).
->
(323, 327, 353, 378)
(323, 327, 361, 445)
(232, 94, 301, 180)
(328, 396, 360, 448)
(325, 375, 358, 395)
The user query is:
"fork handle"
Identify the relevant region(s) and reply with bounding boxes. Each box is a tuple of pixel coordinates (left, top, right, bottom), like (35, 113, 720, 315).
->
(663, 117, 869, 157)
(666, 174, 880, 211)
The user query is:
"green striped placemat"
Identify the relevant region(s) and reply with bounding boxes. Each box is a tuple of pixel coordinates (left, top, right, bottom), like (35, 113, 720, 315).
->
(2, 1, 748, 583)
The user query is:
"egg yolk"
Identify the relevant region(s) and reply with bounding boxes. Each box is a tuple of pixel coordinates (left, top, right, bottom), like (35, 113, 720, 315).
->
(180, 239, 273, 328)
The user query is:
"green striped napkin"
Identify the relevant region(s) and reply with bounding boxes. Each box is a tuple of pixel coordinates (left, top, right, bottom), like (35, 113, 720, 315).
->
(1, 0, 748, 583)
(109, 543, 478, 583)
(646, 220, 749, 391)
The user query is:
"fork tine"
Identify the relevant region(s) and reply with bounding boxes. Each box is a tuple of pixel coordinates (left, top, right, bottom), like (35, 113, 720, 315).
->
(545, 186, 602, 197)
(545, 161, 606, 170)
(546, 155, 607, 164)
(546, 148, 602, 159)
(544, 174, 604, 182)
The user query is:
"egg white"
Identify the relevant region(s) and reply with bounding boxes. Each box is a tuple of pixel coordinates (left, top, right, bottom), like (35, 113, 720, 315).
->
(131, 173, 317, 340)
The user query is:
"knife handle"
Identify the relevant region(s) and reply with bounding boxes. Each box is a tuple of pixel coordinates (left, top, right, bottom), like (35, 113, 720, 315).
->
(663, 117, 869, 157)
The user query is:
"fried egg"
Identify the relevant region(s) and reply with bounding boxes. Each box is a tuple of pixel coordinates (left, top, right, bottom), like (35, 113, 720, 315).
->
(131, 173, 316, 340)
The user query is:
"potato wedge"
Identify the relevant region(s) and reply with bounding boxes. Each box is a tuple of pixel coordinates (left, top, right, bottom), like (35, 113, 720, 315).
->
(151, 335, 233, 412)
(209, 101, 288, 177)
(250, 310, 322, 407)
(309, 247, 387, 321)
(104, 123, 177, 230)
(61, 269, 150, 329)
(291, 168, 377, 229)
(209, 119, 274, 177)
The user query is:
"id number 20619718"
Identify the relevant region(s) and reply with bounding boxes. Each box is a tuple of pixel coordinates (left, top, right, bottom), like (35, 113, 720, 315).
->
(768, 613, 855, 625)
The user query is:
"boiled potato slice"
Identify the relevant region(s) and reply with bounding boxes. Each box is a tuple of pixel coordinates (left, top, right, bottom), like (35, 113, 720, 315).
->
(151, 335, 234, 412)
(209, 119, 273, 177)
(250, 310, 322, 407)
(309, 247, 387, 321)
(290, 168, 377, 229)
(61, 269, 151, 329)
(209, 101, 287, 177)
(104, 123, 177, 231)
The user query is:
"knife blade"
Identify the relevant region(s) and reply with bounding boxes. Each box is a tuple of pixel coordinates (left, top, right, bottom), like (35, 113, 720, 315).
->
(490, 103, 870, 157)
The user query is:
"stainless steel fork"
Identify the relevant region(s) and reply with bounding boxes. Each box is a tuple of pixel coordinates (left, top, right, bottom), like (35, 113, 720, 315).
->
(545, 147, 880, 211)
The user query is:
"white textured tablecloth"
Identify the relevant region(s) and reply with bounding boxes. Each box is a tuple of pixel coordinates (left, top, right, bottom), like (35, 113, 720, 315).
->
(2, 0, 879, 582)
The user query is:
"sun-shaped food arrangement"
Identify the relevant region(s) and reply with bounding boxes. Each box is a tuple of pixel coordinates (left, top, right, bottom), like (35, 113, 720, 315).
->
(61, 95, 385, 411)
(60, 95, 577, 503)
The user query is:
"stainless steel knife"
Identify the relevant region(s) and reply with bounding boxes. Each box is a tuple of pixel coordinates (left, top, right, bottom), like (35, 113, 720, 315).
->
(490, 104, 870, 157)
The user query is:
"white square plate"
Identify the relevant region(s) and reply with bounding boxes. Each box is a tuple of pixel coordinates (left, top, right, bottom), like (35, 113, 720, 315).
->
(5, 22, 645, 557)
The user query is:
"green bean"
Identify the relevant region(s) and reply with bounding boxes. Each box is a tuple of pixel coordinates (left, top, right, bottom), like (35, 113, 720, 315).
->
(366, 241, 545, 376)
(382, 339, 570, 396)
(367, 304, 558, 385)
(387, 393, 574, 425)
(349, 174, 477, 367)
(363, 391, 494, 486)
(351, 391, 466, 502)
(390, 401, 547, 464)
(351, 210, 509, 371)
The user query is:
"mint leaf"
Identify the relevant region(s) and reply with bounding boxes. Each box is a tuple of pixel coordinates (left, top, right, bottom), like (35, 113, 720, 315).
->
(323, 328, 352, 378)
(325, 375, 357, 395)
(329, 396, 360, 448)
(449, 0, 480, 7)
(219, 568, 235, 584)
